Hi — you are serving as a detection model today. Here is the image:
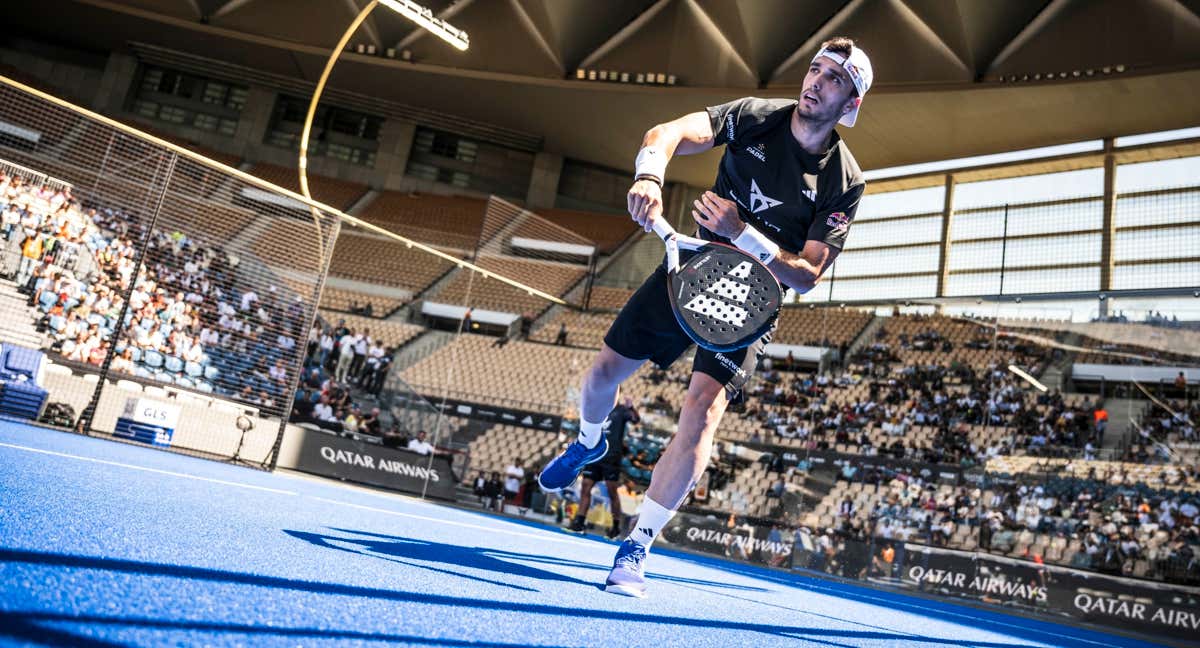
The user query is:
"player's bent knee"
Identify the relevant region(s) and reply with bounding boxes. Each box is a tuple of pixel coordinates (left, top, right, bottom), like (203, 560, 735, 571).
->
(682, 376, 730, 429)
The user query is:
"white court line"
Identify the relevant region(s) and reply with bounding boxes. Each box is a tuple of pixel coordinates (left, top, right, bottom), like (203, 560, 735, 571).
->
(307, 496, 595, 548)
(0, 441, 297, 496)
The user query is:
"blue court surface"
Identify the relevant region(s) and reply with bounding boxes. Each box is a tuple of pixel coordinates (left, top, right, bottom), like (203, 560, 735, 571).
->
(0, 421, 1168, 647)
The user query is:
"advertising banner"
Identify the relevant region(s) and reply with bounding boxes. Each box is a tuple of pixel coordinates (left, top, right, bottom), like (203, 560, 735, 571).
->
(391, 392, 562, 431)
(292, 428, 457, 500)
(660, 512, 794, 567)
(899, 543, 1200, 641)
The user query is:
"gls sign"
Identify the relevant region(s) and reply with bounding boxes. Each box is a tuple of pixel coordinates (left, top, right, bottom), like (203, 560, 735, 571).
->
(121, 397, 181, 428)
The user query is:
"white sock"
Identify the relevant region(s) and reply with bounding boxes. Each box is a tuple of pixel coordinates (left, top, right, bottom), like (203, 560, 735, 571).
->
(628, 497, 675, 547)
(578, 418, 605, 449)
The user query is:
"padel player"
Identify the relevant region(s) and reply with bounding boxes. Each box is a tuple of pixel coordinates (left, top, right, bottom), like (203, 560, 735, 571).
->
(539, 37, 872, 598)
(567, 397, 640, 537)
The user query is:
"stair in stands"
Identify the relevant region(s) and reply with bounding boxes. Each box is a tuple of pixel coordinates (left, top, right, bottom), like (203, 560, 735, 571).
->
(387, 329, 458, 376)
(799, 466, 838, 513)
(843, 314, 883, 361)
(1098, 397, 1140, 451)
(0, 278, 49, 350)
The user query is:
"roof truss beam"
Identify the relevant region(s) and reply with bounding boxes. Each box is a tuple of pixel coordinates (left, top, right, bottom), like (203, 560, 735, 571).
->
(577, 0, 673, 70)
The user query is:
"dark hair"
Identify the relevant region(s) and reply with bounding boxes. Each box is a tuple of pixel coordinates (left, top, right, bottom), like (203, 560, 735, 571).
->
(820, 36, 859, 97)
(821, 36, 855, 58)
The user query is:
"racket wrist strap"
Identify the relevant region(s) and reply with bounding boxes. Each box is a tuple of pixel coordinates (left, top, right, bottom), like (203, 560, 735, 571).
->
(634, 146, 667, 186)
(732, 225, 780, 265)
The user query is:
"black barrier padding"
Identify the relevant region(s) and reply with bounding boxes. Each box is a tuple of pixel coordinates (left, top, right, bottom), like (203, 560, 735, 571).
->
(898, 543, 1200, 641)
(661, 512, 794, 568)
(292, 429, 457, 500)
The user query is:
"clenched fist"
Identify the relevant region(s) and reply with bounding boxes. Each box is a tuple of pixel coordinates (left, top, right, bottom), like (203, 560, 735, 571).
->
(627, 179, 663, 232)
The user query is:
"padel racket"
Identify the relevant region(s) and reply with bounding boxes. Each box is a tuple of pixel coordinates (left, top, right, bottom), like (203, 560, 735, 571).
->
(651, 219, 782, 352)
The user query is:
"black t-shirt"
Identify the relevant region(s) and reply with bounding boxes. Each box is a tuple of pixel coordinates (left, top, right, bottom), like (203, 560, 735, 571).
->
(600, 405, 640, 466)
(703, 97, 865, 257)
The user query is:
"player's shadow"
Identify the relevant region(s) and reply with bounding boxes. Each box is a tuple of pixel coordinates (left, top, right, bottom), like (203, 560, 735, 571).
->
(286, 527, 767, 594)
(284, 527, 586, 593)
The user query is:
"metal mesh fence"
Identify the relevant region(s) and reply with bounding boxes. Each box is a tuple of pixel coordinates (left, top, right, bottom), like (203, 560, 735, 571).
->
(0, 76, 338, 467)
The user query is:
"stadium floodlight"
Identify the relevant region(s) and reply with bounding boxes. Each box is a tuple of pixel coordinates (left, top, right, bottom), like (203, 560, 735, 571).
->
(1008, 365, 1047, 393)
(378, 0, 469, 51)
(299, 0, 468, 205)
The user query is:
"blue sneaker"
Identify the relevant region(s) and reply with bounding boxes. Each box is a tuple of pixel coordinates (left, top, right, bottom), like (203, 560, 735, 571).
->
(538, 436, 607, 492)
(605, 539, 648, 598)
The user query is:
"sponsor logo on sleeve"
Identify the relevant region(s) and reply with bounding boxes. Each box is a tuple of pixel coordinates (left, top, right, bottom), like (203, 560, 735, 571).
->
(826, 211, 850, 231)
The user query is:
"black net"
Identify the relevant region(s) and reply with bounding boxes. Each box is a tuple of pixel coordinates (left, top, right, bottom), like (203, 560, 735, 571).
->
(0, 76, 338, 467)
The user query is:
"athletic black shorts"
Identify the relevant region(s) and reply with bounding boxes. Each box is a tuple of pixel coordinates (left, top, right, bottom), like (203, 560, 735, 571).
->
(603, 264, 773, 395)
(583, 462, 622, 483)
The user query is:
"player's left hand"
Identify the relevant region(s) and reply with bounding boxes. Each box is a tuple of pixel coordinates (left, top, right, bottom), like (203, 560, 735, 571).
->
(692, 191, 745, 239)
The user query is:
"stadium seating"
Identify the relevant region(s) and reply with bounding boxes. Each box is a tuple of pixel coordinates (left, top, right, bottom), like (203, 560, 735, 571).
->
(805, 458, 1200, 581)
(528, 310, 614, 348)
(463, 424, 562, 483)
(773, 306, 874, 347)
(399, 335, 591, 410)
(703, 458, 807, 519)
(0, 82, 76, 148)
(245, 163, 367, 211)
(585, 286, 633, 311)
(519, 208, 638, 254)
(156, 195, 257, 245)
(426, 256, 585, 316)
(357, 192, 489, 250)
(874, 313, 1050, 374)
(319, 287, 404, 317)
(328, 233, 458, 293)
(250, 217, 337, 273)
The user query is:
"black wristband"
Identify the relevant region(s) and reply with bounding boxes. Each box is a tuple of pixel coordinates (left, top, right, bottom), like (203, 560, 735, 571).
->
(634, 174, 663, 187)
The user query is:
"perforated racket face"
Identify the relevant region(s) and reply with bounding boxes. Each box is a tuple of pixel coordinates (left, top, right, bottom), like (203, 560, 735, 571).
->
(667, 244, 782, 352)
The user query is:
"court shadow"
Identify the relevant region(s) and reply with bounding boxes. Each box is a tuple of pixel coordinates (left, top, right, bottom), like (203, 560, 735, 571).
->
(314, 526, 769, 593)
(284, 527, 591, 593)
(0, 548, 1099, 648)
(0, 610, 574, 648)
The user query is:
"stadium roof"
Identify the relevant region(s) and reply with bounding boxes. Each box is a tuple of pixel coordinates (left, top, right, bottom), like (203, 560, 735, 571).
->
(12, 0, 1200, 187)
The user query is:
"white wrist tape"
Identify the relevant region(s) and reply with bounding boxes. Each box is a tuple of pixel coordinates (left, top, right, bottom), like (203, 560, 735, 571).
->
(634, 146, 667, 185)
(732, 225, 780, 265)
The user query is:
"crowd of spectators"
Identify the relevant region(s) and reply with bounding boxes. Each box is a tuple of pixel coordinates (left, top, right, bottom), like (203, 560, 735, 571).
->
(1, 170, 310, 411)
(823, 462, 1200, 584)
(289, 318, 400, 435)
(739, 361, 1101, 466)
(1129, 397, 1198, 465)
(3, 168, 425, 452)
(1094, 309, 1194, 331)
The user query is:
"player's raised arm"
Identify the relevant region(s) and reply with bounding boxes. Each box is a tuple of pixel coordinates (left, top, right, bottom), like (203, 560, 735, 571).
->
(627, 111, 715, 232)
